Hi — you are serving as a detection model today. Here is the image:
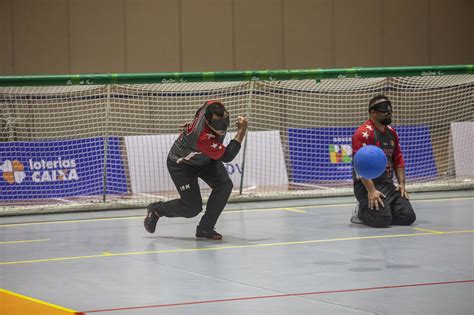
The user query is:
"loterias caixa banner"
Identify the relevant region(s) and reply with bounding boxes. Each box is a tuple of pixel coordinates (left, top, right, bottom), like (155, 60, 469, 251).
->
(0, 137, 127, 200)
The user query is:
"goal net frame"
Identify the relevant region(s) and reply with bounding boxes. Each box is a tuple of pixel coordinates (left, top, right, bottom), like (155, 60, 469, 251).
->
(1, 65, 473, 215)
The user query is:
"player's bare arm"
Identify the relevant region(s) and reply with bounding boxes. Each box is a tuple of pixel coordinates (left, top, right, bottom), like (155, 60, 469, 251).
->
(395, 167, 409, 199)
(233, 116, 248, 143)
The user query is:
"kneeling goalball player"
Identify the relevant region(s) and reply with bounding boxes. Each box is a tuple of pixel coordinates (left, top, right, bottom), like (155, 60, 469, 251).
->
(351, 95, 416, 228)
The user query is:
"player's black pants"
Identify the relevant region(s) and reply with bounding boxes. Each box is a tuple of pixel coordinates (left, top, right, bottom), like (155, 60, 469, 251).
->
(354, 180, 416, 228)
(159, 158, 233, 230)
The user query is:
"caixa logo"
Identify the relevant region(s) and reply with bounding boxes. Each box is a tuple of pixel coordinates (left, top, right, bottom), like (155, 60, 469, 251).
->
(28, 158, 79, 182)
(0, 160, 27, 184)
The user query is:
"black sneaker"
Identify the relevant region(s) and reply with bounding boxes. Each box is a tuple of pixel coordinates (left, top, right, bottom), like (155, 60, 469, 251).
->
(144, 202, 162, 234)
(196, 226, 222, 240)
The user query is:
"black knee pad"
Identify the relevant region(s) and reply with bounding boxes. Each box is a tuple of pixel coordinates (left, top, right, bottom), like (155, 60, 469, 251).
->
(401, 212, 416, 225)
(222, 180, 233, 193)
(213, 179, 233, 196)
(183, 207, 202, 218)
(367, 215, 392, 228)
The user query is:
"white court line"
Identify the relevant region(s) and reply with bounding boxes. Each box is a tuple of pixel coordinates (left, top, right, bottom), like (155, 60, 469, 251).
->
(139, 193, 165, 199)
(242, 185, 257, 192)
(52, 198, 74, 204)
(289, 182, 333, 190)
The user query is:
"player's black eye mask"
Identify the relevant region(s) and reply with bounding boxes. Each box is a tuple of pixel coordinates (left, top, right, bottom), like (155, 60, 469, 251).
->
(209, 116, 230, 132)
(369, 100, 392, 113)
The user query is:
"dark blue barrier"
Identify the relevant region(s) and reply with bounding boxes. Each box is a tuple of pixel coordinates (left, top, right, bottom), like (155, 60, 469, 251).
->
(0, 137, 127, 200)
(288, 126, 437, 183)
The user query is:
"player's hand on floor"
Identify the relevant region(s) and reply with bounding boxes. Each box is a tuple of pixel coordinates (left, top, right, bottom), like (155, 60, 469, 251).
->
(397, 185, 409, 199)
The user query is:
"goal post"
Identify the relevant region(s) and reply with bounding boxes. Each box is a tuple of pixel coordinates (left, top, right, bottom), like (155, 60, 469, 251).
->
(1, 65, 473, 215)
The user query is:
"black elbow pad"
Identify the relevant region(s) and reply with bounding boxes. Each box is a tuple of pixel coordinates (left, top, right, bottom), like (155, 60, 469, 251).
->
(221, 140, 241, 162)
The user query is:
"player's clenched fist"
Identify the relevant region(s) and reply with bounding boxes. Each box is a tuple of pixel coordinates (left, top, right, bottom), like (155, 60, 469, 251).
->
(236, 116, 248, 131)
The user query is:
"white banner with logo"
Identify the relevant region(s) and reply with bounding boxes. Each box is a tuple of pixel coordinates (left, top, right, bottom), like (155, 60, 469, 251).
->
(125, 130, 288, 193)
(451, 122, 474, 177)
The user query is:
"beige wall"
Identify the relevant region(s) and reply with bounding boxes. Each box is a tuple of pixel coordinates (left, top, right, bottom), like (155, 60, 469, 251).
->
(181, 0, 234, 71)
(0, 0, 14, 74)
(334, 0, 382, 67)
(383, 0, 430, 66)
(0, 0, 472, 75)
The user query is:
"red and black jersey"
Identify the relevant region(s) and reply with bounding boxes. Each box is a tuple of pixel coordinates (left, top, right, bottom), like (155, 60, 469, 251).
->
(168, 105, 226, 166)
(352, 119, 405, 182)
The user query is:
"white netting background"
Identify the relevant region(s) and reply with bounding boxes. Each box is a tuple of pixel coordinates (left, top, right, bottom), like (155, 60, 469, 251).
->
(0, 75, 472, 214)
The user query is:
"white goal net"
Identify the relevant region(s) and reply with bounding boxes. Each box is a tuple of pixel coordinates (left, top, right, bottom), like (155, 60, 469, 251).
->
(1, 69, 473, 214)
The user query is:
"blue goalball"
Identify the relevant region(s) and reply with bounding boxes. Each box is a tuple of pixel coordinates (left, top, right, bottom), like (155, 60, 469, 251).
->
(353, 145, 387, 179)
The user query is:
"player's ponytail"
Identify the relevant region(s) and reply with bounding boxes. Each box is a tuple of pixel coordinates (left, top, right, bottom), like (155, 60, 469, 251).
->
(204, 100, 226, 120)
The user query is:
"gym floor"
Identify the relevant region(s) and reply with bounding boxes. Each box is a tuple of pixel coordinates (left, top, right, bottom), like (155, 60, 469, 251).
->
(1, 190, 473, 314)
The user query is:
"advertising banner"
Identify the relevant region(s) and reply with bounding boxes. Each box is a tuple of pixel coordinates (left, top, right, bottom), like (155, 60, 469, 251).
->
(125, 130, 288, 193)
(0, 137, 127, 200)
(288, 126, 437, 183)
(451, 122, 474, 177)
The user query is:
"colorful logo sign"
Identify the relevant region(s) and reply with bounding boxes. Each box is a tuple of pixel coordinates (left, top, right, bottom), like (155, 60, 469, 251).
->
(0, 160, 26, 184)
(329, 144, 352, 163)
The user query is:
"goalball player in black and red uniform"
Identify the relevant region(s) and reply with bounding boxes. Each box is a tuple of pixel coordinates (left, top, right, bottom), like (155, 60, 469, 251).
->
(351, 95, 416, 228)
(144, 100, 248, 239)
